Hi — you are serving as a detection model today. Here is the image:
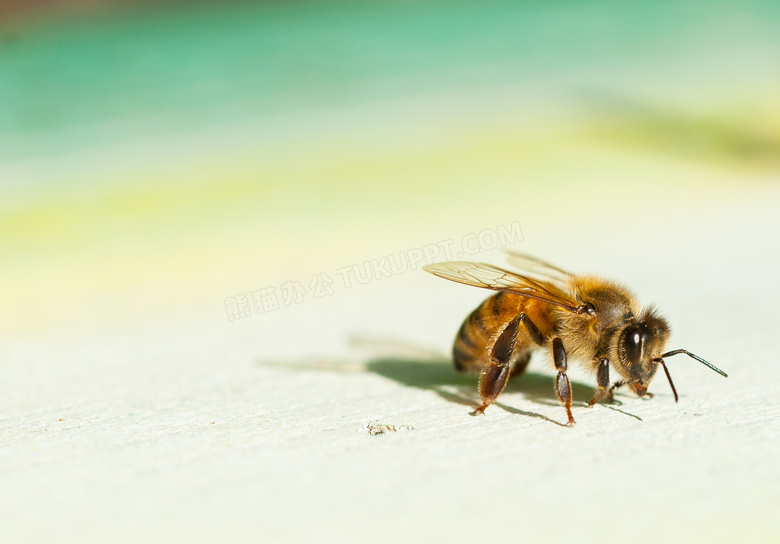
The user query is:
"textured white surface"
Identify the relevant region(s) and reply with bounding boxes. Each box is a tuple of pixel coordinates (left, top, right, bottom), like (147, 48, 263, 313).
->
(2, 188, 780, 544)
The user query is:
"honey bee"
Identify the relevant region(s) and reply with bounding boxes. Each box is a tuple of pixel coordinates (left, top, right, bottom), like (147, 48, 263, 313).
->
(423, 252, 727, 426)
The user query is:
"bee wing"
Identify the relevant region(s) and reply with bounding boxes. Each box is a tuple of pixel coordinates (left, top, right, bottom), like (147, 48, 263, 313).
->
(423, 261, 583, 314)
(504, 251, 572, 285)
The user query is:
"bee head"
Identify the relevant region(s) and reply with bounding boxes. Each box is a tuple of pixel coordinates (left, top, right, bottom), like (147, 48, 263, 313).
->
(616, 307, 671, 396)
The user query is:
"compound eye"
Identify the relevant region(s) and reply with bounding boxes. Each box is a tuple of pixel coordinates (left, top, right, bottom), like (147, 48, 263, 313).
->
(623, 324, 644, 366)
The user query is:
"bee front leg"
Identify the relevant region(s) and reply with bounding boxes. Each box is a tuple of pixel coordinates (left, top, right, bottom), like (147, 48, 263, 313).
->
(473, 313, 524, 415)
(587, 358, 611, 407)
(552, 338, 575, 426)
(603, 380, 627, 404)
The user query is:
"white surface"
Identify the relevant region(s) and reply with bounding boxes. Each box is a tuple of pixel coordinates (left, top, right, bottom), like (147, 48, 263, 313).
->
(2, 190, 779, 543)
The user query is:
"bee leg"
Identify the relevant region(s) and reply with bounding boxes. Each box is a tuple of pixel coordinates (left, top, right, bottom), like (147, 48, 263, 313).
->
(473, 313, 525, 415)
(509, 351, 532, 378)
(552, 338, 575, 426)
(508, 314, 543, 379)
(587, 358, 610, 407)
(596, 380, 626, 405)
(609, 380, 626, 398)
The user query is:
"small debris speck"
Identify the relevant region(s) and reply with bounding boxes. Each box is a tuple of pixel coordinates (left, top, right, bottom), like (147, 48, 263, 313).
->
(359, 421, 414, 436)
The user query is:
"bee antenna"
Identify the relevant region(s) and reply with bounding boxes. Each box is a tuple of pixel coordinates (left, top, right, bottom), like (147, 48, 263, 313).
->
(661, 349, 728, 378)
(654, 359, 679, 403)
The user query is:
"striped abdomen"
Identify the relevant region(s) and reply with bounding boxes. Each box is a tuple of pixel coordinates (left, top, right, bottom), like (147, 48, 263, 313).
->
(452, 292, 552, 374)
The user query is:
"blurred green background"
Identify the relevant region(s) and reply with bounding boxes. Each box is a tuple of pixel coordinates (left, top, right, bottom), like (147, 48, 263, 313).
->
(1, 0, 779, 333)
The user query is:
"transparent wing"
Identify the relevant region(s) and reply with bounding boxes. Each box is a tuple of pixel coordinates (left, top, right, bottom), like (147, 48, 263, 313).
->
(504, 251, 572, 289)
(423, 261, 583, 314)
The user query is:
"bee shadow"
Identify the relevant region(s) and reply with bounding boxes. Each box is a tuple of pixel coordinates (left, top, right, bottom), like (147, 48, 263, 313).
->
(364, 355, 596, 425)
(256, 335, 641, 425)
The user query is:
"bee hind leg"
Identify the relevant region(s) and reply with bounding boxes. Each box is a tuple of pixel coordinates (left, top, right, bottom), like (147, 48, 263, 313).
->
(473, 313, 526, 415)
